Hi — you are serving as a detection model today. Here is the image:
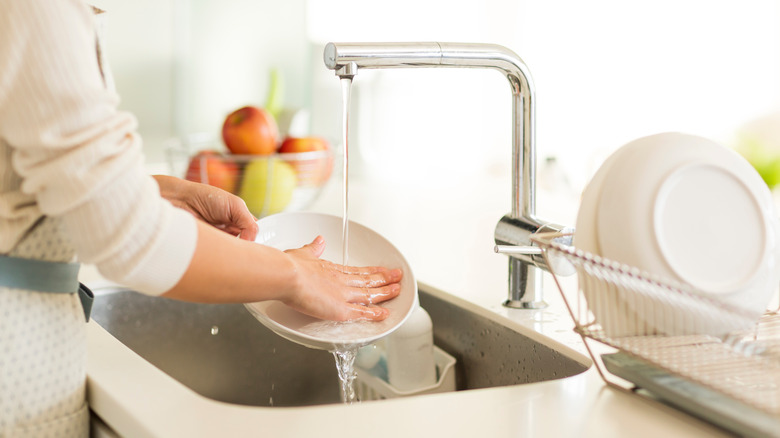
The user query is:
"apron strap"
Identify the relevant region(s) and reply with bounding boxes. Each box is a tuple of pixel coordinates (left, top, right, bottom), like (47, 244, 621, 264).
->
(77, 283, 94, 322)
(0, 255, 93, 322)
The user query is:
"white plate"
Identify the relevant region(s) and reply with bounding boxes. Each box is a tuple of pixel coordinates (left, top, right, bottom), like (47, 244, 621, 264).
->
(574, 143, 641, 336)
(589, 133, 779, 335)
(244, 212, 418, 351)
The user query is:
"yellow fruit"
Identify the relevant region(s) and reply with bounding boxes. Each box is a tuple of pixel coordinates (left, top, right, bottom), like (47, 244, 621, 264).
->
(737, 136, 780, 189)
(239, 158, 297, 216)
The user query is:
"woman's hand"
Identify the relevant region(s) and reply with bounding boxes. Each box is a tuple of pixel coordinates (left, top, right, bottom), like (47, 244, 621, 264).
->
(282, 235, 403, 321)
(153, 175, 258, 241)
(164, 221, 403, 322)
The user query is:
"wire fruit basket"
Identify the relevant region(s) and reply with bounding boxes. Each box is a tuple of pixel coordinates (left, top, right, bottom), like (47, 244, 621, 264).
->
(531, 232, 780, 437)
(166, 135, 333, 217)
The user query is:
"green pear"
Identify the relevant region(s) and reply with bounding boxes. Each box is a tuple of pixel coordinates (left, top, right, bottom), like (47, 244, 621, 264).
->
(737, 136, 780, 190)
(735, 112, 780, 190)
(239, 158, 297, 216)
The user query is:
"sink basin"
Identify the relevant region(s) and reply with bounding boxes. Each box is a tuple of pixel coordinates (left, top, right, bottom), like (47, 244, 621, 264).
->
(91, 283, 588, 407)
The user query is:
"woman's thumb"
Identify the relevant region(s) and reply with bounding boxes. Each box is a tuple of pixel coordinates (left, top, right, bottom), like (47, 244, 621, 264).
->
(305, 235, 326, 258)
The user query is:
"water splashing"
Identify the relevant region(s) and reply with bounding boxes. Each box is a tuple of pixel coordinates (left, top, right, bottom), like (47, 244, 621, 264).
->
(333, 347, 359, 404)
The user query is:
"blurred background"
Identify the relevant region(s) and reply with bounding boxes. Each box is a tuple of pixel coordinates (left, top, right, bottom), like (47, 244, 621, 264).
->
(90, 0, 780, 196)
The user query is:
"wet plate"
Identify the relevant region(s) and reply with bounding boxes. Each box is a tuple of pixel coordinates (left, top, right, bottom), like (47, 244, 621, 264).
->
(245, 212, 417, 351)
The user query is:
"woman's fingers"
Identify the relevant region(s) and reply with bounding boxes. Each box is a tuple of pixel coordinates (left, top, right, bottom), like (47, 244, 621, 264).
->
(342, 268, 403, 288)
(316, 258, 396, 276)
(292, 236, 327, 258)
(282, 236, 404, 322)
(318, 261, 403, 286)
(346, 283, 401, 306)
(291, 240, 403, 288)
(344, 304, 390, 321)
(334, 264, 390, 275)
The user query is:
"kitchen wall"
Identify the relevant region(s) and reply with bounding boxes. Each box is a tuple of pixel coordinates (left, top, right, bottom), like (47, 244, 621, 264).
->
(89, 0, 310, 164)
(92, 0, 780, 193)
(308, 0, 780, 189)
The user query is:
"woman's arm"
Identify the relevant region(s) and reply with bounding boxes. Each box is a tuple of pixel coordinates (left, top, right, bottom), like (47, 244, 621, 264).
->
(0, 1, 402, 321)
(163, 220, 402, 321)
(152, 176, 402, 321)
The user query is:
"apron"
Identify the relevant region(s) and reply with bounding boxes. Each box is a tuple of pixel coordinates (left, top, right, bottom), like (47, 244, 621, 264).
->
(1, 5, 113, 436)
(0, 218, 91, 437)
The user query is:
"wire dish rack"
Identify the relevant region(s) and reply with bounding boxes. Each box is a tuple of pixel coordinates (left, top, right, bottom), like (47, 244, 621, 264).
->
(531, 232, 780, 436)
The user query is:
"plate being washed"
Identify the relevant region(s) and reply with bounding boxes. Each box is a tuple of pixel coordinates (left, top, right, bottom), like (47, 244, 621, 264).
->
(245, 212, 418, 351)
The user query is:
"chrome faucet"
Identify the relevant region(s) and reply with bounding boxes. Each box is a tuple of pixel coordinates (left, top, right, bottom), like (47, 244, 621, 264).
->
(324, 42, 569, 309)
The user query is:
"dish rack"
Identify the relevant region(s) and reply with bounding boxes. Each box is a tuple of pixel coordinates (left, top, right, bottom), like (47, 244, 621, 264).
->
(531, 232, 780, 436)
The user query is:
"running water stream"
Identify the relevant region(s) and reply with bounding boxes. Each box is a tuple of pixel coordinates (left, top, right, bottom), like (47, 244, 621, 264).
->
(340, 76, 351, 267)
(333, 76, 359, 405)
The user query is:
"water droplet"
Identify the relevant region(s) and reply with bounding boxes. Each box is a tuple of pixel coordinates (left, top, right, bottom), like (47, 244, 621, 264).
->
(210, 326, 219, 335)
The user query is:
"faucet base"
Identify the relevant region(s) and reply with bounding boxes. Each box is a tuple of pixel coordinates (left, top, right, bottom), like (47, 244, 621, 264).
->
(503, 299, 548, 310)
(505, 258, 548, 310)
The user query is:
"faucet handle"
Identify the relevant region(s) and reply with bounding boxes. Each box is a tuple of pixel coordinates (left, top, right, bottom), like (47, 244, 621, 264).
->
(494, 245, 542, 255)
(494, 234, 576, 277)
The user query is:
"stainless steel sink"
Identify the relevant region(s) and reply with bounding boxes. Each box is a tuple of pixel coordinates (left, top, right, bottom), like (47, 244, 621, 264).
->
(91, 284, 588, 407)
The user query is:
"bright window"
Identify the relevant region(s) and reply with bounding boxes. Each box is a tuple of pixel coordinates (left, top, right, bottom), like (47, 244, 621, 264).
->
(307, 0, 780, 190)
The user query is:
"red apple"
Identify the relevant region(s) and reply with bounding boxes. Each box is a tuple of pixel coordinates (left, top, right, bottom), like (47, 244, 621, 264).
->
(278, 136, 333, 185)
(185, 150, 238, 193)
(222, 106, 278, 155)
(278, 136, 329, 154)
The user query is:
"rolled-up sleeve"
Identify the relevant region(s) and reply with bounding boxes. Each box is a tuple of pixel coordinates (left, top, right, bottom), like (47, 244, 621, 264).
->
(0, 0, 196, 294)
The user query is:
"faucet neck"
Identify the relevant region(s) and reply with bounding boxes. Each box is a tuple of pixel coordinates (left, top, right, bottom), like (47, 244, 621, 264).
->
(324, 42, 536, 220)
(325, 42, 555, 309)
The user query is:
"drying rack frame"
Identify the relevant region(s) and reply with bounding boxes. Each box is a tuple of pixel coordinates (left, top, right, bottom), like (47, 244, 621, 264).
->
(531, 232, 780, 422)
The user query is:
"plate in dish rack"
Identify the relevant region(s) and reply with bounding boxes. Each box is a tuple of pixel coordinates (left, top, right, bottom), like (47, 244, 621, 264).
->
(575, 132, 780, 336)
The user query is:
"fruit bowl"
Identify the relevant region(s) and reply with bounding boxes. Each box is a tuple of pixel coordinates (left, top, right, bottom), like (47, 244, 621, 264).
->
(165, 131, 333, 218)
(181, 149, 334, 217)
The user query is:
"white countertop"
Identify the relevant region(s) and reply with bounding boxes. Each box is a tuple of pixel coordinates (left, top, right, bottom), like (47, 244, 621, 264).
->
(84, 173, 734, 437)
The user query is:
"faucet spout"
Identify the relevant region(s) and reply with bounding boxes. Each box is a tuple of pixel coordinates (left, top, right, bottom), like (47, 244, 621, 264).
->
(325, 42, 536, 219)
(324, 42, 568, 309)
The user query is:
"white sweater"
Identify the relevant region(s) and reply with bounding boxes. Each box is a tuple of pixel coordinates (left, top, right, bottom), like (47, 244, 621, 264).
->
(0, 0, 197, 295)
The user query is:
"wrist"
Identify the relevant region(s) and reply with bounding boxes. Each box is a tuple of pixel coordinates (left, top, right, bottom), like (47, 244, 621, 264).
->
(274, 251, 305, 305)
(153, 175, 193, 209)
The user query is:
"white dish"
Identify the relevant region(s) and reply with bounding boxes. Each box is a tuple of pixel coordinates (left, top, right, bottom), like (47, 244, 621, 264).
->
(244, 212, 418, 351)
(574, 143, 640, 336)
(597, 133, 771, 295)
(574, 144, 635, 257)
(576, 132, 780, 336)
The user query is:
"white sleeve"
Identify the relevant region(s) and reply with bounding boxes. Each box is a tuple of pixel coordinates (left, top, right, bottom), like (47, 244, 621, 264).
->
(0, 0, 197, 295)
